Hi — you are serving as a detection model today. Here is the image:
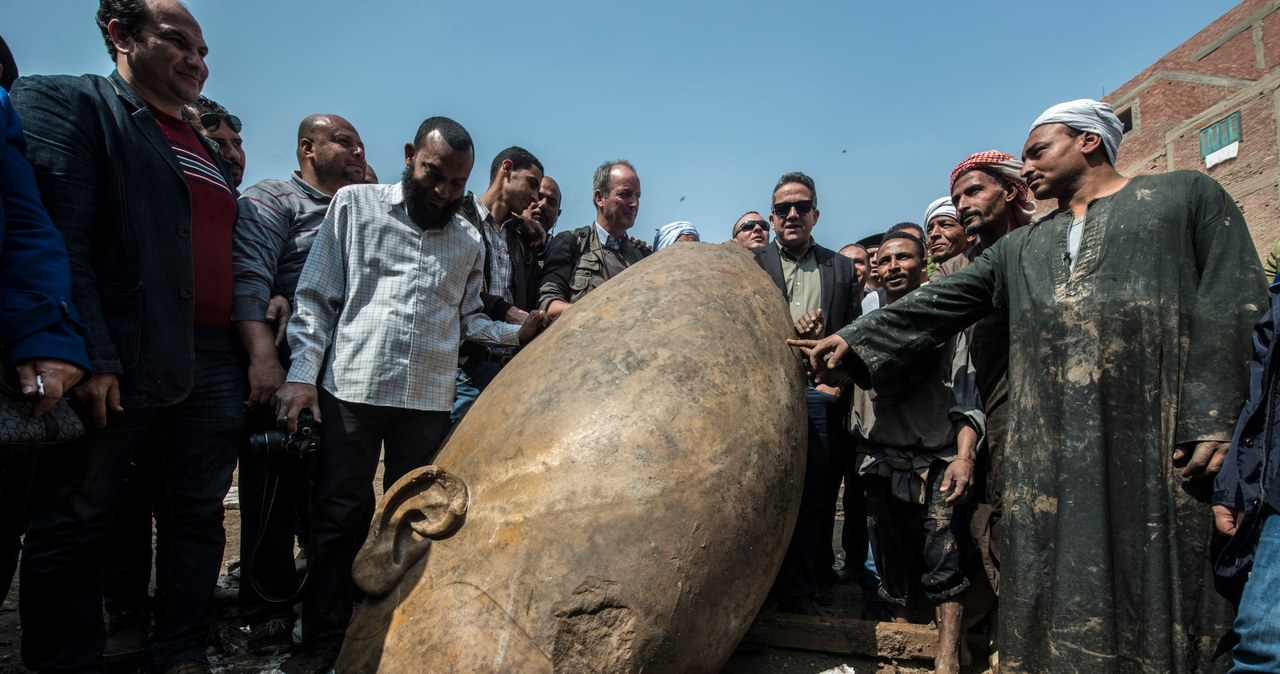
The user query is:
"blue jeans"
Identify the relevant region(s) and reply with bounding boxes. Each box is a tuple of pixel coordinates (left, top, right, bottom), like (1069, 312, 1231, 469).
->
(450, 360, 503, 424)
(1231, 507, 1280, 672)
(20, 349, 244, 673)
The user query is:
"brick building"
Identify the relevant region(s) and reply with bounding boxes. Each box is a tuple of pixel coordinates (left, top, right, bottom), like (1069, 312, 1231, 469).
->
(1100, 0, 1280, 261)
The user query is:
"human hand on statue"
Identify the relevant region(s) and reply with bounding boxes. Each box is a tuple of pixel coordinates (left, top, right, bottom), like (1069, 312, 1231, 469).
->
(1212, 504, 1243, 537)
(518, 310, 550, 344)
(787, 334, 850, 377)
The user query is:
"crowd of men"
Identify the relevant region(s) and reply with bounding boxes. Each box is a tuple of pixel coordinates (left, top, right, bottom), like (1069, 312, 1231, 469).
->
(4, 1, 1280, 673)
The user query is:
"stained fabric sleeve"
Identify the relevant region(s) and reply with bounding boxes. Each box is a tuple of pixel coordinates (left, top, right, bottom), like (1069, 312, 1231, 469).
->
(836, 241, 1006, 391)
(1176, 172, 1267, 445)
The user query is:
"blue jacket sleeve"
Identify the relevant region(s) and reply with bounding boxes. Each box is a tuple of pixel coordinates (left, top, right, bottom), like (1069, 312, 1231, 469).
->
(0, 87, 90, 371)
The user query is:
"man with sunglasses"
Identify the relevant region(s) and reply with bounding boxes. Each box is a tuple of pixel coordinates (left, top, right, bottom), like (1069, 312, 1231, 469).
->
(187, 94, 244, 188)
(754, 171, 861, 615)
(731, 211, 769, 249)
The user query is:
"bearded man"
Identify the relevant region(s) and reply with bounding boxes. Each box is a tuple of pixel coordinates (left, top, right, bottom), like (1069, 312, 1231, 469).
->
(794, 99, 1262, 673)
(274, 116, 547, 672)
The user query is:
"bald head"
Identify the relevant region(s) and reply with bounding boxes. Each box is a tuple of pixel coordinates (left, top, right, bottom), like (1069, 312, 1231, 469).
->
(297, 114, 366, 195)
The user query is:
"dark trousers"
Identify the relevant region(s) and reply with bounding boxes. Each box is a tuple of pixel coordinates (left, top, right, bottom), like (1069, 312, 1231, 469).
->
(238, 408, 310, 626)
(773, 385, 838, 605)
(818, 427, 865, 588)
(102, 452, 158, 619)
(20, 350, 244, 673)
(0, 452, 33, 602)
(864, 462, 971, 606)
(300, 388, 450, 645)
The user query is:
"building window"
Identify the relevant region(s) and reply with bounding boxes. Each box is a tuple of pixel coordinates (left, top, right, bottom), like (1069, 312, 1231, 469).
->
(1117, 107, 1134, 134)
(1200, 111, 1242, 158)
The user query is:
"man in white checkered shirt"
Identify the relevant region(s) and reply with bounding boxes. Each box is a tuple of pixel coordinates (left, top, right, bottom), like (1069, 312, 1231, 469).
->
(273, 116, 548, 672)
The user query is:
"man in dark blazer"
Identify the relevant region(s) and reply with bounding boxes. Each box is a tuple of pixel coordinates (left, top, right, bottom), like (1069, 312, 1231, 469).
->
(754, 171, 861, 614)
(11, 1, 243, 672)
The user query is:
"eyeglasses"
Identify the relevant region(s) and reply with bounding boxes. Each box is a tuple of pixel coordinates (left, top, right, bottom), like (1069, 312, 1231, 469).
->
(736, 220, 768, 235)
(772, 200, 814, 217)
(200, 112, 242, 133)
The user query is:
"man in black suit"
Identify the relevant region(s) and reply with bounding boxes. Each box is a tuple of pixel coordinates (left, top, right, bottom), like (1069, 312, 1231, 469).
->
(754, 171, 861, 614)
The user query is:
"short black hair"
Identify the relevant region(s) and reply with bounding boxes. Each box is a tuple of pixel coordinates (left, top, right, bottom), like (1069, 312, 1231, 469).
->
(413, 116, 472, 153)
(772, 172, 818, 208)
(878, 230, 925, 260)
(886, 221, 924, 240)
(186, 94, 228, 119)
(592, 159, 636, 196)
(489, 146, 543, 183)
(97, 0, 151, 60)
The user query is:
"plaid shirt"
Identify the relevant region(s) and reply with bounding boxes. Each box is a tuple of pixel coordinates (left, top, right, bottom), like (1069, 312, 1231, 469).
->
(467, 195, 514, 303)
(286, 182, 520, 411)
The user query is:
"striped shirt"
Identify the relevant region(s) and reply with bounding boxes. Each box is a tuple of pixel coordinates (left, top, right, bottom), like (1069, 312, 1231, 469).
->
(286, 182, 520, 411)
(151, 106, 236, 335)
(232, 172, 331, 322)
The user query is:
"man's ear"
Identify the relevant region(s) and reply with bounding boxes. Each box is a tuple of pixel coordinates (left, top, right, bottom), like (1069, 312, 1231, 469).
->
(1079, 131, 1104, 159)
(352, 465, 469, 598)
(106, 19, 136, 57)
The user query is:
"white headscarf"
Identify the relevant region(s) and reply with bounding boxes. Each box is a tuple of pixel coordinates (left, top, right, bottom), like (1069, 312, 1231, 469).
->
(1031, 99, 1125, 165)
(653, 221, 699, 251)
(922, 197, 957, 227)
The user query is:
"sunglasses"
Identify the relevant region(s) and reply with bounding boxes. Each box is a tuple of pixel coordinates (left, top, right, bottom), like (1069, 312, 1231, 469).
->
(736, 220, 768, 235)
(200, 112, 242, 133)
(772, 200, 814, 217)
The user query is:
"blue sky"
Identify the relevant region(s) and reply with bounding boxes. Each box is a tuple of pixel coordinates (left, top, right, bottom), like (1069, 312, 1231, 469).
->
(8, 0, 1237, 249)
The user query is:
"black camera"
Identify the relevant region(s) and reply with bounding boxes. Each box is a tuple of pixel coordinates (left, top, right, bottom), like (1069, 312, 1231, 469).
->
(248, 409, 319, 457)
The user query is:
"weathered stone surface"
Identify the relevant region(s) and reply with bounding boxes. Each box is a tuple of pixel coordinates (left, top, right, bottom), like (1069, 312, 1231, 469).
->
(337, 242, 808, 673)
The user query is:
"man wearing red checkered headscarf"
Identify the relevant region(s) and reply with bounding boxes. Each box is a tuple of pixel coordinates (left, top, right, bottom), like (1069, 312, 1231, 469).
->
(947, 150, 1034, 254)
(928, 150, 1037, 635)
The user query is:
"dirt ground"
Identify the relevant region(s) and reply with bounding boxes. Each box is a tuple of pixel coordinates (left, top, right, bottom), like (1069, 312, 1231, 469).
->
(0, 477, 964, 674)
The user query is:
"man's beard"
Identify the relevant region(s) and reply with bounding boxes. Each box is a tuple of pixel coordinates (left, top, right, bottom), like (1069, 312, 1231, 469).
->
(402, 167, 461, 230)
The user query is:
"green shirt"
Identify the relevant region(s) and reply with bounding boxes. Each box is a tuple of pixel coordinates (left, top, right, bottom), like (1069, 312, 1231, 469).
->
(776, 238, 822, 323)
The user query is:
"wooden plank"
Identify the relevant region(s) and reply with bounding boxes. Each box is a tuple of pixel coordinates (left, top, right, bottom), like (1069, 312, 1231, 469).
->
(742, 613, 939, 662)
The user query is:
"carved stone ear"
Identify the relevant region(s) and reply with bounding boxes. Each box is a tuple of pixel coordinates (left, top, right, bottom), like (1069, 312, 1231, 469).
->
(352, 465, 469, 598)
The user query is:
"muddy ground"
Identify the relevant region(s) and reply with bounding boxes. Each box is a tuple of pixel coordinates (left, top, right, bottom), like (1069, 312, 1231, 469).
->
(0, 475, 971, 674)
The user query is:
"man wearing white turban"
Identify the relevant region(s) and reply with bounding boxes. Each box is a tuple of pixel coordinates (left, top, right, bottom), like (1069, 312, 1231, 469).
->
(793, 99, 1264, 673)
(1030, 98, 1126, 166)
(922, 197, 967, 264)
(653, 221, 699, 251)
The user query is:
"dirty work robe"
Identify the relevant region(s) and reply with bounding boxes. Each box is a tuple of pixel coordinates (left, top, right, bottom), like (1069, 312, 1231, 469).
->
(836, 170, 1265, 673)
